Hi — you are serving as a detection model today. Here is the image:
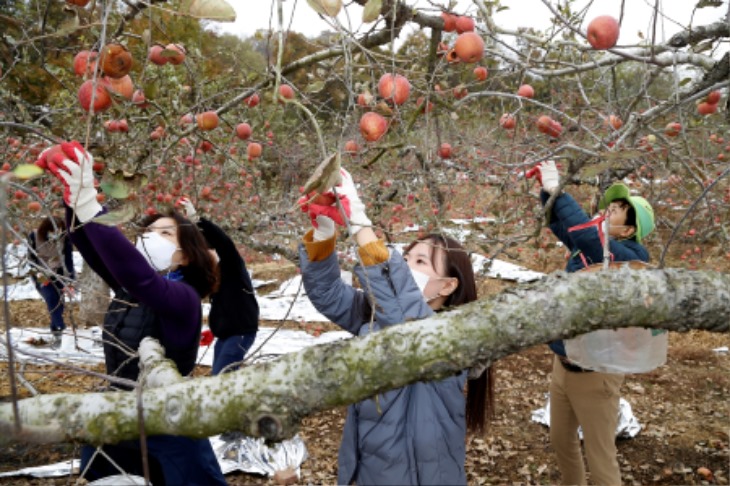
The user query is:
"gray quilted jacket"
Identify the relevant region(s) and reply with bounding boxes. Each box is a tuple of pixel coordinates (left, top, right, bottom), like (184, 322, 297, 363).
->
(299, 245, 467, 486)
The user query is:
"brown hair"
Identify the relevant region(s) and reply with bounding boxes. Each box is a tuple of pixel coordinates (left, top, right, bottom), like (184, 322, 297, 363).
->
(404, 234, 494, 435)
(37, 216, 66, 243)
(139, 210, 219, 298)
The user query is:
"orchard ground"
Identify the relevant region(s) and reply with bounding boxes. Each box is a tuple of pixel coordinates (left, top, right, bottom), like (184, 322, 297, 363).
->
(1, 183, 729, 486)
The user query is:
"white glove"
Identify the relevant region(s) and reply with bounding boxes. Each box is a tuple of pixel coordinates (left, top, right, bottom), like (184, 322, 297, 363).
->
(38, 142, 101, 223)
(313, 215, 335, 241)
(336, 168, 372, 236)
(540, 160, 560, 195)
(176, 196, 198, 222)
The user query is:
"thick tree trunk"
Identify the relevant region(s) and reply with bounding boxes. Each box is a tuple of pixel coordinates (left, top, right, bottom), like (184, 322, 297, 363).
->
(75, 268, 109, 327)
(1, 268, 728, 446)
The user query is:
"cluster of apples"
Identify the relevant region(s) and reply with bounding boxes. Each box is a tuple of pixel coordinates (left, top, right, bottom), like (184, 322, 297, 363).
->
(437, 13, 484, 64)
(536, 115, 563, 138)
(697, 90, 722, 116)
(103, 119, 129, 133)
(498, 85, 534, 131)
(75, 44, 134, 113)
(148, 44, 186, 66)
(357, 73, 412, 143)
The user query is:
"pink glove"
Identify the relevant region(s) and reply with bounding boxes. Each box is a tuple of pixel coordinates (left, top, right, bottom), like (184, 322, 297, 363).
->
(36, 141, 101, 222)
(200, 329, 214, 346)
(298, 191, 350, 227)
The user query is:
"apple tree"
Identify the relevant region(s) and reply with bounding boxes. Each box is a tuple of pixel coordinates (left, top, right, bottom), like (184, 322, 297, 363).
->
(0, 0, 729, 445)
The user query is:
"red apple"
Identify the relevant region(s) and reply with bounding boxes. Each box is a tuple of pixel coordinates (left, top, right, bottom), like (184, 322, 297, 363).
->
(438, 143, 452, 158)
(586, 15, 620, 50)
(517, 84, 534, 98)
(99, 43, 132, 79)
(102, 74, 134, 100)
(536, 115, 552, 133)
(606, 114, 623, 130)
(441, 12, 457, 32)
(455, 16, 475, 34)
(706, 90, 721, 104)
(453, 32, 484, 63)
(244, 93, 260, 108)
(357, 91, 374, 107)
(27, 201, 42, 212)
(499, 113, 516, 129)
(196, 111, 219, 130)
(104, 120, 119, 132)
(78, 79, 112, 112)
(548, 120, 563, 138)
(247, 142, 262, 160)
(377, 73, 410, 105)
(73, 50, 98, 77)
(148, 45, 168, 66)
(164, 44, 186, 65)
(179, 113, 194, 126)
(344, 140, 359, 154)
(473, 66, 488, 81)
(131, 89, 149, 108)
(359, 112, 388, 142)
(235, 123, 252, 140)
(665, 122, 681, 137)
(698, 101, 718, 115)
(452, 84, 468, 100)
(278, 84, 295, 102)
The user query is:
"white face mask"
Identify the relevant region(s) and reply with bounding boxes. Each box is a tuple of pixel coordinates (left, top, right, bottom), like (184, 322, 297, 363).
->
(409, 268, 432, 294)
(135, 231, 179, 272)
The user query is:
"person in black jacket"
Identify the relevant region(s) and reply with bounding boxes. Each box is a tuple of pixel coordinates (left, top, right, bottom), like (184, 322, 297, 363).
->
(28, 216, 75, 349)
(178, 197, 260, 375)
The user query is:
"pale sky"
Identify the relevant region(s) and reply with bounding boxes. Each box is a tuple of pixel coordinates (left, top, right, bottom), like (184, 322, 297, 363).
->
(213, 0, 726, 46)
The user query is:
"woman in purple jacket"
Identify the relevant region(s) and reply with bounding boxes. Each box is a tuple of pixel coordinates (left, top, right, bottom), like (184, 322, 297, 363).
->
(37, 141, 226, 486)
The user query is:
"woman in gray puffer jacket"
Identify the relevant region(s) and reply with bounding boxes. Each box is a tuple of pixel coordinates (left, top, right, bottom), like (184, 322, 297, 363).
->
(298, 168, 492, 485)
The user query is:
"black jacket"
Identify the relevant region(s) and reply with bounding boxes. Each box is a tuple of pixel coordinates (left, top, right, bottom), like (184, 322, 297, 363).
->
(198, 218, 259, 338)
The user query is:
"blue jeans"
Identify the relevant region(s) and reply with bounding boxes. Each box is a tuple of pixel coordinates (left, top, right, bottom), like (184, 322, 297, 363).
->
(212, 333, 256, 375)
(80, 435, 226, 486)
(36, 278, 65, 332)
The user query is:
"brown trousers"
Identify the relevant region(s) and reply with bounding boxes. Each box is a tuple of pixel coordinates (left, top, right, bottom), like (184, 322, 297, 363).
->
(549, 355, 624, 485)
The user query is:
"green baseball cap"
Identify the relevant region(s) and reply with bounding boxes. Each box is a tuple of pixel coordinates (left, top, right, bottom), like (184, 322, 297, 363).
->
(598, 183, 655, 242)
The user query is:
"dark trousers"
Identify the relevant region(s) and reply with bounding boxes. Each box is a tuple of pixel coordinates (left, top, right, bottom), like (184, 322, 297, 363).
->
(36, 278, 65, 332)
(212, 332, 256, 375)
(80, 435, 226, 486)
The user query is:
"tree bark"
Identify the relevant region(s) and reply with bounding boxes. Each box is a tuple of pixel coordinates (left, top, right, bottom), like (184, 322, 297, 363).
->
(76, 268, 109, 328)
(1, 268, 727, 446)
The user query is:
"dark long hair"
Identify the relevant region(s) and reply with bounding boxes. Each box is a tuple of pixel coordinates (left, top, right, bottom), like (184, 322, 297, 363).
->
(139, 210, 219, 298)
(404, 234, 494, 435)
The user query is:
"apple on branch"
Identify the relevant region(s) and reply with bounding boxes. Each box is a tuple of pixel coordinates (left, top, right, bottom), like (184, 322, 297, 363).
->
(586, 15, 620, 50)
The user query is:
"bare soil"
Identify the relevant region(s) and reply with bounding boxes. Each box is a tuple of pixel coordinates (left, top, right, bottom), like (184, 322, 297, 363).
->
(1, 255, 728, 486)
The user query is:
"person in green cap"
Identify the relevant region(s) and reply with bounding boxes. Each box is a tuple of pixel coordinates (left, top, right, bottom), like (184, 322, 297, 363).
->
(531, 160, 655, 486)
